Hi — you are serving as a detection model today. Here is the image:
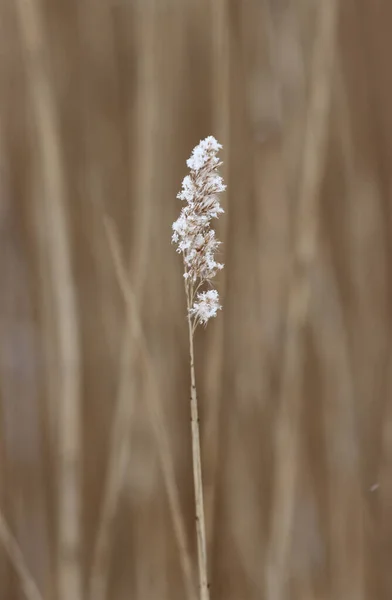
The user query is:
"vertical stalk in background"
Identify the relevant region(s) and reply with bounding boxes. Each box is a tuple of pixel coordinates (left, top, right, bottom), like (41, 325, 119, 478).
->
(0, 511, 44, 600)
(311, 243, 365, 600)
(104, 219, 196, 600)
(14, 1, 82, 599)
(204, 0, 230, 552)
(89, 3, 160, 600)
(265, 2, 338, 600)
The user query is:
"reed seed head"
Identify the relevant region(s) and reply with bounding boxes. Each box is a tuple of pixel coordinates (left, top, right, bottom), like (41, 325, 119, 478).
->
(172, 136, 225, 326)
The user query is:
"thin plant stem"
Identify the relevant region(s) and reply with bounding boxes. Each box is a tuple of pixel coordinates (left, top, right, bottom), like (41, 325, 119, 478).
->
(206, 0, 231, 553)
(186, 285, 210, 600)
(89, 5, 158, 597)
(0, 511, 44, 600)
(265, 2, 337, 599)
(14, 1, 82, 598)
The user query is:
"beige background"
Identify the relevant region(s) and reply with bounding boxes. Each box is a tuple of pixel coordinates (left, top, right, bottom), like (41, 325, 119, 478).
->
(0, 0, 391, 599)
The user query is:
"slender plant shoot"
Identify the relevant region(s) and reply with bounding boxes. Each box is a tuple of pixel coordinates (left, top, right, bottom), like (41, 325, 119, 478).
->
(172, 136, 226, 600)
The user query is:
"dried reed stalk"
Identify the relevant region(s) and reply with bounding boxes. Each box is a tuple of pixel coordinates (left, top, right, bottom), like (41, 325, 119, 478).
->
(311, 242, 365, 600)
(14, 1, 82, 599)
(172, 137, 226, 600)
(0, 511, 43, 600)
(89, 4, 159, 599)
(204, 0, 231, 553)
(265, 2, 338, 599)
(88, 349, 135, 600)
(186, 285, 210, 600)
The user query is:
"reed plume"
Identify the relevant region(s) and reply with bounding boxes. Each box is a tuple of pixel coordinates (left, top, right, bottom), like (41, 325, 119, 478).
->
(172, 136, 226, 600)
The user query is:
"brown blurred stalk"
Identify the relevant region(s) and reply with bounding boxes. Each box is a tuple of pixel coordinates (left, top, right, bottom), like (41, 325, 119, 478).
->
(312, 242, 365, 600)
(14, 1, 82, 599)
(0, 511, 43, 600)
(204, 0, 230, 554)
(104, 218, 195, 600)
(265, 2, 338, 599)
(88, 4, 160, 600)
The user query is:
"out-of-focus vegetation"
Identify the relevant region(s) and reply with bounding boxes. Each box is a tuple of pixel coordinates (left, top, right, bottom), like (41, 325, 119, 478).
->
(0, 1, 392, 599)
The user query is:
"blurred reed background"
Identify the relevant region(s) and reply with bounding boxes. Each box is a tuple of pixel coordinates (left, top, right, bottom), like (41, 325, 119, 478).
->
(0, 0, 392, 599)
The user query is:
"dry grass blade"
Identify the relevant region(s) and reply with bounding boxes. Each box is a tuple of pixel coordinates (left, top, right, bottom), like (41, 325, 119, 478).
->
(265, 2, 338, 599)
(88, 349, 135, 600)
(89, 6, 157, 597)
(311, 243, 365, 600)
(204, 0, 231, 554)
(104, 216, 195, 600)
(0, 511, 44, 600)
(378, 347, 392, 597)
(13, 1, 82, 599)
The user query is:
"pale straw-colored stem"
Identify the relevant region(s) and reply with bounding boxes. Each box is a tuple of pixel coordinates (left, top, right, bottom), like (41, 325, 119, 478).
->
(89, 5, 159, 598)
(186, 286, 210, 600)
(265, 2, 337, 599)
(0, 511, 44, 600)
(14, 1, 82, 599)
